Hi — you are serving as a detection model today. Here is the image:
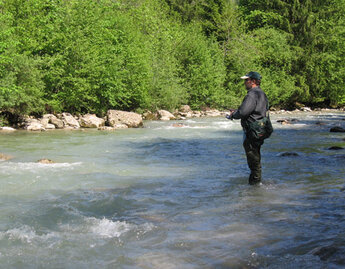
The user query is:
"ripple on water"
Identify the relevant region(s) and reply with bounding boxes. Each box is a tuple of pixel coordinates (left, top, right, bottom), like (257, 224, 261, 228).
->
(0, 113, 344, 268)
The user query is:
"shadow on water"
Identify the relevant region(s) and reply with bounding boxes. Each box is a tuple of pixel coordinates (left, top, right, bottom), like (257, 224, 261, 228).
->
(126, 135, 243, 166)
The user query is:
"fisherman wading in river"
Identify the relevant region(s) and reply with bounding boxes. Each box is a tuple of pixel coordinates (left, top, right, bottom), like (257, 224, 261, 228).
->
(227, 72, 273, 185)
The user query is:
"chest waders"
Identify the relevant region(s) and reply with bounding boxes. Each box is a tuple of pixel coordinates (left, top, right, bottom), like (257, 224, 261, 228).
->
(242, 102, 272, 185)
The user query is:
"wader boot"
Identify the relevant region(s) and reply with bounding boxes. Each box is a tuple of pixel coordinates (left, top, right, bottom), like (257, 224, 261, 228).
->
(243, 138, 262, 185)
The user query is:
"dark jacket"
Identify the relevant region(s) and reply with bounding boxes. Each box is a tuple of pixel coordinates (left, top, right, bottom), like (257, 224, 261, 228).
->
(231, 86, 268, 128)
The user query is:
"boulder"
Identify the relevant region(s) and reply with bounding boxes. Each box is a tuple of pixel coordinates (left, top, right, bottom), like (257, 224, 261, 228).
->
(45, 123, 56, 130)
(43, 114, 64, 129)
(0, 127, 16, 132)
(142, 111, 157, 120)
(277, 119, 290, 125)
(179, 105, 192, 113)
(330, 126, 345, 132)
(157, 110, 175, 121)
(27, 122, 45, 131)
(277, 119, 298, 125)
(98, 126, 116, 131)
(328, 146, 344, 150)
(61, 113, 80, 128)
(0, 153, 13, 161)
(23, 118, 45, 131)
(79, 114, 105, 128)
(310, 245, 338, 261)
(51, 118, 64, 128)
(113, 124, 129, 129)
(40, 115, 56, 129)
(203, 109, 222, 117)
(177, 106, 196, 118)
(37, 158, 54, 164)
(301, 106, 312, 112)
(275, 110, 292, 114)
(107, 110, 143, 128)
(192, 111, 202, 118)
(178, 112, 193, 118)
(40, 117, 49, 127)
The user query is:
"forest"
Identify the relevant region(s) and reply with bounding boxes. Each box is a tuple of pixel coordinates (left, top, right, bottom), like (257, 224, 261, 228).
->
(0, 0, 344, 118)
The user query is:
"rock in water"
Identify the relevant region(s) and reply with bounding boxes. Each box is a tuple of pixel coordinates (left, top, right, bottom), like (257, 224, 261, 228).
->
(37, 159, 55, 164)
(277, 119, 298, 125)
(156, 110, 175, 121)
(311, 245, 338, 261)
(0, 153, 13, 160)
(107, 110, 143, 128)
(330, 126, 345, 132)
(0, 127, 16, 132)
(43, 114, 64, 129)
(278, 152, 299, 157)
(61, 113, 80, 129)
(328, 146, 344, 150)
(79, 114, 105, 128)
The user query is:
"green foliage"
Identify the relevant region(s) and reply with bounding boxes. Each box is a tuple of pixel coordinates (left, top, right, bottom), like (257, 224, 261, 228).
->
(238, 0, 345, 107)
(304, 0, 345, 106)
(175, 24, 226, 109)
(222, 26, 302, 108)
(0, 5, 44, 114)
(0, 54, 45, 114)
(40, 0, 153, 114)
(131, 0, 186, 111)
(0, 0, 344, 118)
(249, 28, 303, 106)
(244, 10, 289, 31)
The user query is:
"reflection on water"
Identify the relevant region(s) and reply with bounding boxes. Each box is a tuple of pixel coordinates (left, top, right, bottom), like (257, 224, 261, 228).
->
(0, 112, 344, 268)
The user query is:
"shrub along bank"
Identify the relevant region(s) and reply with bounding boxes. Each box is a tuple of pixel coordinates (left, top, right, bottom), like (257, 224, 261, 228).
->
(0, 0, 344, 122)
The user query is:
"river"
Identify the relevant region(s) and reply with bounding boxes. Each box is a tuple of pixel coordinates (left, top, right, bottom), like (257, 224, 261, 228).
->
(0, 111, 344, 268)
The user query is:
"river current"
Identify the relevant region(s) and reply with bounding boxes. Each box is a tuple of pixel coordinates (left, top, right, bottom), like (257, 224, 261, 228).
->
(0, 111, 344, 268)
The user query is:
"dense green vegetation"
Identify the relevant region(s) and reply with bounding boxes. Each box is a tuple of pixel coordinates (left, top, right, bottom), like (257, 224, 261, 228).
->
(0, 0, 344, 117)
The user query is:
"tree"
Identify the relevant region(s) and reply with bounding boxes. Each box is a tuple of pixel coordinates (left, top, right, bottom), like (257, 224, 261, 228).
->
(0, 1, 44, 114)
(176, 24, 226, 109)
(238, 0, 345, 107)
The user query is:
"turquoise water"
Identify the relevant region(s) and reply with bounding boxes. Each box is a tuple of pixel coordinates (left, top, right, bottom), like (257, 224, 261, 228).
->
(0, 112, 344, 268)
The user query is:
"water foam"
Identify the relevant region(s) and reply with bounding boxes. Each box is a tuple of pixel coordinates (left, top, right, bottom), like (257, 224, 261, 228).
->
(87, 217, 154, 239)
(156, 120, 237, 130)
(0, 225, 56, 244)
(212, 120, 238, 129)
(0, 161, 82, 174)
(0, 226, 36, 243)
(88, 217, 133, 238)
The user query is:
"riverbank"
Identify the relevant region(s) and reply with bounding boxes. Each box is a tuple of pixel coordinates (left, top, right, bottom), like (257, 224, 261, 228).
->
(0, 105, 344, 132)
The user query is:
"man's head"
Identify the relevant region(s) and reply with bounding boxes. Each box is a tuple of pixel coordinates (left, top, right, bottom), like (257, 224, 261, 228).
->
(241, 71, 261, 90)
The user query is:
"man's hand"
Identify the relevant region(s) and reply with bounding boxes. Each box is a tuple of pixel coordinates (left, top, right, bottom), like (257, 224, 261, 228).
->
(226, 109, 236, 120)
(226, 114, 233, 120)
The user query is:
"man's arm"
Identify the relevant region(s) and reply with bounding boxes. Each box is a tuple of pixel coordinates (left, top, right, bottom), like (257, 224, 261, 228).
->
(231, 95, 256, 120)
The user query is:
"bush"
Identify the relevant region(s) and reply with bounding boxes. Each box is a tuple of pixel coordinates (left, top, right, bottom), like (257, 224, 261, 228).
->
(176, 24, 226, 110)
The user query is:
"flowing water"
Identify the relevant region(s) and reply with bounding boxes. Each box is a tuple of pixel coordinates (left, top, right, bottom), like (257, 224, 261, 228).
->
(0, 112, 344, 268)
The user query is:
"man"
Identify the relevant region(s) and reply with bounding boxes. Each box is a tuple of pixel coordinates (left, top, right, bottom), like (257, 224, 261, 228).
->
(227, 71, 269, 185)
